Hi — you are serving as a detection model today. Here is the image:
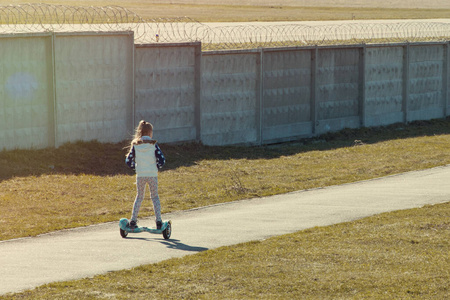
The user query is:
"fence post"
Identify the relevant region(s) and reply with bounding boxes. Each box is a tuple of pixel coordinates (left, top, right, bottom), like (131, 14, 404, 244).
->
(444, 42, 449, 117)
(194, 42, 202, 142)
(256, 48, 263, 145)
(358, 45, 366, 127)
(131, 44, 136, 133)
(311, 46, 318, 135)
(50, 32, 57, 148)
(402, 43, 410, 123)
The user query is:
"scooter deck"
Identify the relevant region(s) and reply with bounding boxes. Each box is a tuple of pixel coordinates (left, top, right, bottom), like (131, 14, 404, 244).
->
(121, 222, 169, 234)
(119, 218, 171, 236)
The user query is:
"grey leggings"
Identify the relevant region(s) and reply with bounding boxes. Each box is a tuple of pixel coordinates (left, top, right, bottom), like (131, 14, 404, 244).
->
(131, 177, 162, 222)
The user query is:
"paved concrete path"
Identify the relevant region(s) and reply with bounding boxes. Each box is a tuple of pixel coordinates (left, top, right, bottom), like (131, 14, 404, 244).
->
(1, 165, 449, 295)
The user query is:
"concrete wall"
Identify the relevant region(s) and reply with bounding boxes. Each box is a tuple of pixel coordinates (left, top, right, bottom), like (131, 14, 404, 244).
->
(0, 34, 54, 150)
(0, 32, 134, 151)
(0, 35, 449, 151)
(55, 32, 134, 147)
(364, 46, 404, 127)
(198, 42, 449, 146)
(135, 43, 200, 144)
(201, 50, 260, 145)
(407, 44, 446, 122)
(262, 48, 312, 143)
(314, 47, 361, 135)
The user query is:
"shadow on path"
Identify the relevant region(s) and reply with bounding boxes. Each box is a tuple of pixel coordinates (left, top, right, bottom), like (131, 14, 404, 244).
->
(160, 239, 209, 252)
(123, 236, 209, 252)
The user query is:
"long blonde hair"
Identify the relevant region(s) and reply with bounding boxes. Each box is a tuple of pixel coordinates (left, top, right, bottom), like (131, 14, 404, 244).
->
(126, 120, 154, 154)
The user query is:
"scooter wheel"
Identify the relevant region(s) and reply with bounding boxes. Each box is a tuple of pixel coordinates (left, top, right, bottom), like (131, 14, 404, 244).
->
(162, 221, 171, 240)
(120, 228, 128, 238)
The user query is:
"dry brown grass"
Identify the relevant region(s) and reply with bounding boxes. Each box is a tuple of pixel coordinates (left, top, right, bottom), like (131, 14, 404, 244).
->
(1, 119, 450, 241)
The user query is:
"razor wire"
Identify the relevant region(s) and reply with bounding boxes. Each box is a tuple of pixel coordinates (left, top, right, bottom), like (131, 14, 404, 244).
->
(200, 22, 450, 50)
(0, 4, 449, 50)
(0, 3, 205, 42)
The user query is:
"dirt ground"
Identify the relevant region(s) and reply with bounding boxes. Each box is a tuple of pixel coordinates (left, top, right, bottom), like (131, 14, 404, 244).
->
(130, 0, 449, 9)
(0, 1, 448, 22)
(3, 0, 449, 9)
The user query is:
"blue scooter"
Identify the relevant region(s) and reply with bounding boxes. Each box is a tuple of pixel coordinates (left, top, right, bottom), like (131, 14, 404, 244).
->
(119, 218, 172, 239)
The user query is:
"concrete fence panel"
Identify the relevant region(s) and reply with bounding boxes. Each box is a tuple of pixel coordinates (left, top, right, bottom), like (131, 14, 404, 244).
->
(0, 34, 54, 151)
(0, 35, 449, 151)
(315, 47, 361, 134)
(407, 44, 446, 122)
(262, 48, 312, 143)
(201, 51, 259, 146)
(447, 43, 450, 116)
(54, 32, 134, 147)
(364, 46, 404, 127)
(134, 43, 200, 144)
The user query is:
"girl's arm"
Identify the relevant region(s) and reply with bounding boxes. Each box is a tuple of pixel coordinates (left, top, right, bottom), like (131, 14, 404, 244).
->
(155, 144, 166, 169)
(125, 146, 136, 170)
